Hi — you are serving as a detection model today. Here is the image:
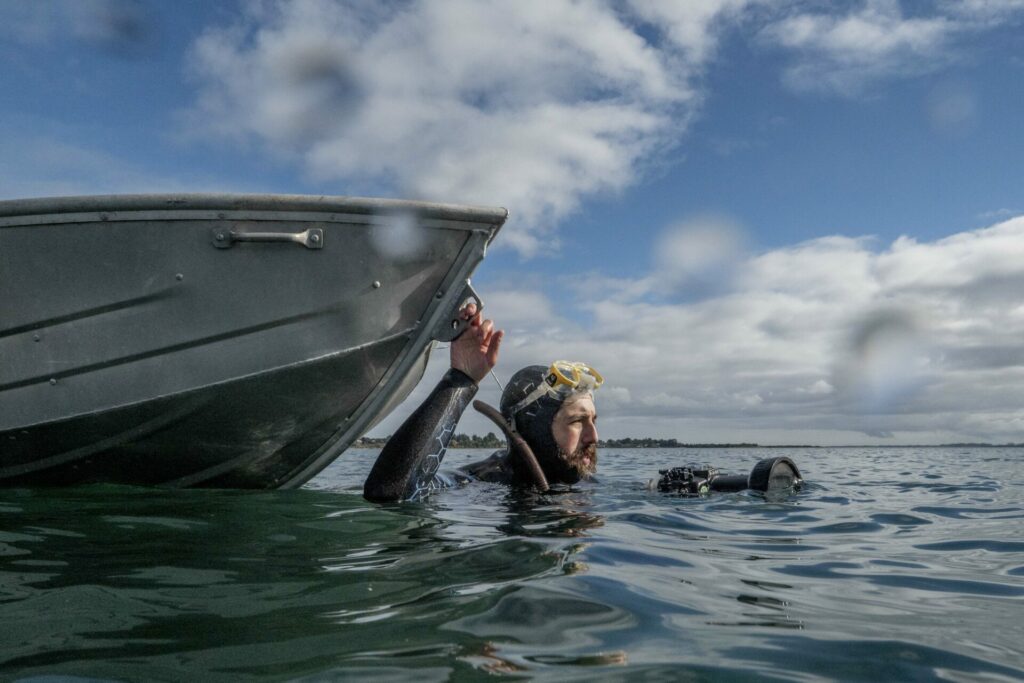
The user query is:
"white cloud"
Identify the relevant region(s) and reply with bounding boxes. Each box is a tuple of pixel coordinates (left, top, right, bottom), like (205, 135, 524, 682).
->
(760, 0, 957, 95)
(626, 0, 760, 64)
(877, 222, 1024, 290)
(180, 1, 1024, 255)
(184, 0, 760, 256)
(760, 0, 1024, 96)
(417, 216, 1024, 445)
(944, 0, 1024, 22)
(807, 379, 834, 395)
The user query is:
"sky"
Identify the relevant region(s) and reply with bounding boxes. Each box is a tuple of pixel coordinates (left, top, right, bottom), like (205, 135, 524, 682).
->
(2, 0, 1023, 445)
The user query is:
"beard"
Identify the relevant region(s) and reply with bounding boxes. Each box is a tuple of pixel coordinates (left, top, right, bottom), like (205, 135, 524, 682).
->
(555, 442, 598, 482)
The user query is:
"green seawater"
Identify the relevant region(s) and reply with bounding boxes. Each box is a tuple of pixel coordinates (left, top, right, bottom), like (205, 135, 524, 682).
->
(1, 447, 1022, 681)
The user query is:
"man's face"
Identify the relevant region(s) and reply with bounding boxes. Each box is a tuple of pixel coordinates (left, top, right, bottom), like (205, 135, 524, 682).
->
(549, 393, 599, 480)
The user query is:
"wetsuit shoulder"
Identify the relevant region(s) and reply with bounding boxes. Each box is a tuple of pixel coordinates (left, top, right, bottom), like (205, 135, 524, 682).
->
(461, 449, 516, 485)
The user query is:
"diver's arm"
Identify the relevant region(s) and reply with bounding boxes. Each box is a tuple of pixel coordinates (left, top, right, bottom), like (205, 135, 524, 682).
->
(363, 303, 502, 502)
(363, 368, 478, 502)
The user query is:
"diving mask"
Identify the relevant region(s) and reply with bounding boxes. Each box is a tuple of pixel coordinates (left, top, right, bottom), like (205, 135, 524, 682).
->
(508, 361, 603, 420)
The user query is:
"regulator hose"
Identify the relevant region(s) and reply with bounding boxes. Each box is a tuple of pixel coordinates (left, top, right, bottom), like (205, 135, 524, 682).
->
(473, 400, 550, 492)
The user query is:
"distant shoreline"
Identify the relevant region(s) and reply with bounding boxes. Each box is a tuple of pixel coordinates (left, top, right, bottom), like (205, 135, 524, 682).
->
(354, 436, 1024, 449)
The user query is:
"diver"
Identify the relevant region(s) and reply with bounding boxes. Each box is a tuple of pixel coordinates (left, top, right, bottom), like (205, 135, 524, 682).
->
(362, 305, 802, 502)
(363, 305, 600, 502)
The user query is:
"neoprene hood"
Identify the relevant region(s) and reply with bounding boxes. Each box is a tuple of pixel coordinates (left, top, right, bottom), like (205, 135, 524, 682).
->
(500, 365, 564, 465)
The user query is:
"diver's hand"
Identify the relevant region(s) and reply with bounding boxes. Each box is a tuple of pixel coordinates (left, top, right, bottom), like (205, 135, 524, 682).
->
(450, 303, 502, 383)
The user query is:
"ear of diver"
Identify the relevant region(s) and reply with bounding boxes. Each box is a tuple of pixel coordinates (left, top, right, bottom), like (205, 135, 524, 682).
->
(473, 400, 549, 492)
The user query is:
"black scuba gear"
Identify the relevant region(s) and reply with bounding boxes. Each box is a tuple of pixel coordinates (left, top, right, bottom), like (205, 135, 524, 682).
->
(473, 400, 549, 491)
(656, 457, 803, 495)
(362, 364, 802, 503)
(499, 365, 567, 474)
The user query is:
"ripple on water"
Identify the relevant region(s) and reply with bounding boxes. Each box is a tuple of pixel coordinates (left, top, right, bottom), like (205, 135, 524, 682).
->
(866, 574, 1024, 597)
(724, 636, 1024, 681)
(869, 559, 928, 569)
(772, 561, 864, 580)
(446, 582, 637, 646)
(729, 542, 826, 554)
(915, 540, 1024, 552)
(869, 513, 932, 526)
(806, 521, 886, 534)
(912, 505, 1023, 519)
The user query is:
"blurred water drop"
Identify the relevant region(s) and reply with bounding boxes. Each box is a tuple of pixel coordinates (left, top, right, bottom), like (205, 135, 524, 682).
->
(269, 42, 365, 143)
(370, 210, 427, 261)
(837, 309, 929, 411)
(72, 0, 153, 56)
(654, 214, 747, 295)
(926, 81, 976, 136)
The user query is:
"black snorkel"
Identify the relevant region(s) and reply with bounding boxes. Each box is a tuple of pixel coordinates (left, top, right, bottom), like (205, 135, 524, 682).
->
(656, 457, 803, 495)
(473, 400, 550, 492)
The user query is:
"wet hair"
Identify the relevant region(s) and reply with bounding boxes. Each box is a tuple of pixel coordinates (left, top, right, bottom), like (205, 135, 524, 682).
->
(500, 365, 564, 467)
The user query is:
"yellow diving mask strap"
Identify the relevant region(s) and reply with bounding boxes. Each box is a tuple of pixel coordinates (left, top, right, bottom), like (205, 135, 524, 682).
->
(508, 360, 603, 421)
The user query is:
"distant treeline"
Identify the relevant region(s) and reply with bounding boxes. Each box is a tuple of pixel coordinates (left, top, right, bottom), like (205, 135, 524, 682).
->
(932, 442, 1024, 447)
(599, 437, 758, 448)
(356, 433, 504, 449)
(353, 434, 744, 449)
(355, 435, 760, 449)
(354, 436, 1024, 449)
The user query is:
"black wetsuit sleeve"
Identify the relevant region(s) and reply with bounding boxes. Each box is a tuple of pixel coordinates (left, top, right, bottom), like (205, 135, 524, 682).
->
(363, 368, 478, 502)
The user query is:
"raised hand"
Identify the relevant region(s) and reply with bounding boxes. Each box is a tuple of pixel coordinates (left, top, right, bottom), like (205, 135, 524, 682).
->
(450, 303, 503, 383)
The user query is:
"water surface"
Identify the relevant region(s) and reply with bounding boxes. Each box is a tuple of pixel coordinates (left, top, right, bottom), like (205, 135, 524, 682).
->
(1, 447, 1022, 681)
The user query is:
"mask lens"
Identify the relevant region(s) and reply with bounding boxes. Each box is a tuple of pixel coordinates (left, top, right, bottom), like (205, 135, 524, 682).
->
(551, 361, 580, 387)
(579, 364, 604, 388)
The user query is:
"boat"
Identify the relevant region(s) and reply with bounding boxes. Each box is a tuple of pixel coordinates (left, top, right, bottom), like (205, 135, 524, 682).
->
(0, 193, 506, 488)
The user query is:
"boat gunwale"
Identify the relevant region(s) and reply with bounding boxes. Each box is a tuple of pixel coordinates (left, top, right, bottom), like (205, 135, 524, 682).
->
(0, 193, 509, 225)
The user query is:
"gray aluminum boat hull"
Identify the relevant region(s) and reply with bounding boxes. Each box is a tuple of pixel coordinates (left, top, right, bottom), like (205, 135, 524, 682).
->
(0, 194, 506, 488)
